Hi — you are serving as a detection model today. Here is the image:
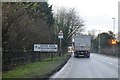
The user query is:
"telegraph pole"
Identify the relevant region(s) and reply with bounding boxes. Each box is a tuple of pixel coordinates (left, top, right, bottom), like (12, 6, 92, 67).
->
(112, 18, 115, 55)
(98, 30, 101, 54)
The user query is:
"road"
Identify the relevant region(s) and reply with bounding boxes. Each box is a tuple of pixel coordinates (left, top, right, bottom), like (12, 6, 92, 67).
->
(50, 53, 118, 78)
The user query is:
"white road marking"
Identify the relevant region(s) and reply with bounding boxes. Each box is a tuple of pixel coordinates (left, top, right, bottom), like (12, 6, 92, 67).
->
(104, 61, 119, 69)
(106, 62, 114, 65)
(100, 60, 119, 68)
(50, 61, 68, 78)
(50, 57, 73, 78)
(109, 57, 118, 61)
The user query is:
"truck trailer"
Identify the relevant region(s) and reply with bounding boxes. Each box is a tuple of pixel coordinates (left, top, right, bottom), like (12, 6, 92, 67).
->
(73, 34, 91, 58)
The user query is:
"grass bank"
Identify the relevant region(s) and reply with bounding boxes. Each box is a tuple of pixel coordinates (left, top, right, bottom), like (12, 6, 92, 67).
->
(3, 55, 70, 78)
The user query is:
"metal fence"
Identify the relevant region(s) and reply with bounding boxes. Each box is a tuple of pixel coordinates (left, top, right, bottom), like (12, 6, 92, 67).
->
(2, 50, 57, 71)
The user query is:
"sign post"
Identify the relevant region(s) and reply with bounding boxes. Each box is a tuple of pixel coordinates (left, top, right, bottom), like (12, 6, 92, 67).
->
(58, 30, 63, 56)
(34, 44, 58, 60)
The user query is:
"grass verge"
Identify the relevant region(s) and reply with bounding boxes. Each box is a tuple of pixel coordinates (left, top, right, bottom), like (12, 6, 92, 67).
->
(2, 55, 70, 78)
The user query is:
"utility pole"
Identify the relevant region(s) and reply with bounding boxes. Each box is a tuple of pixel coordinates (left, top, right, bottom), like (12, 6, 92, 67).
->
(98, 30, 101, 54)
(112, 18, 115, 55)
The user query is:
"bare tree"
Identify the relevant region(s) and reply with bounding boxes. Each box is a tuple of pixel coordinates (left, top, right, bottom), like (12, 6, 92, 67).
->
(54, 7, 84, 47)
(87, 29, 97, 39)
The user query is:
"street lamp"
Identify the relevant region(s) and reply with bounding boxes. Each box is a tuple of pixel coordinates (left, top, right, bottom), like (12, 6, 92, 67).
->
(112, 18, 115, 34)
(112, 39, 117, 45)
(112, 18, 115, 55)
(98, 30, 101, 54)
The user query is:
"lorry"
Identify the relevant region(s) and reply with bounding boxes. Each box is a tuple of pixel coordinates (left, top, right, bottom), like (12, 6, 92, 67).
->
(73, 33, 91, 58)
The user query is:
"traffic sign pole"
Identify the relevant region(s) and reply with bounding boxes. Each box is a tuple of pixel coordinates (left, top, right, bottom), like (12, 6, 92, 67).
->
(58, 30, 63, 56)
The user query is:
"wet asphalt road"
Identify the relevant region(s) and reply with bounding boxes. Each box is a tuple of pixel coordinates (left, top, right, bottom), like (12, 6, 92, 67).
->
(50, 53, 118, 78)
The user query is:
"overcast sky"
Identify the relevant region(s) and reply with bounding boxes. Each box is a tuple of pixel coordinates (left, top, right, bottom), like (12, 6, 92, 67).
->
(48, 0, 119, 35)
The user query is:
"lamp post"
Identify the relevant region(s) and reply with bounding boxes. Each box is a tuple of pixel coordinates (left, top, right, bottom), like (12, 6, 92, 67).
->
(112, 18, 115, 34)
(98, 30, 101, 54)
(58, 30, 63, 56)
(112, 18, 115, 55)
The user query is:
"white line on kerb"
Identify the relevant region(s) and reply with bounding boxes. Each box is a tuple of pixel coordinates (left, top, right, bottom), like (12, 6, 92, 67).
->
(104, 61, 113, 65)
(105, 62, 120, 68)
(109, 57, 118, 61)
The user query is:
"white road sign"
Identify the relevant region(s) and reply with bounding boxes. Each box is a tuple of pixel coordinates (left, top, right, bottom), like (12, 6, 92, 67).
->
(58, 30, 63, 39)
(58, 35, 63, 38)
(34, 44, 58, 52)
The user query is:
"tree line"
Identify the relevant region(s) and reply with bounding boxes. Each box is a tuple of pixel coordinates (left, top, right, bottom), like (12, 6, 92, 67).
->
(2, 2, 54, 51)
(2, 2, 84, 53)
(90, 30, 119, 56)
(2, 2, 55, 71)
(2, 2, 84, 70)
